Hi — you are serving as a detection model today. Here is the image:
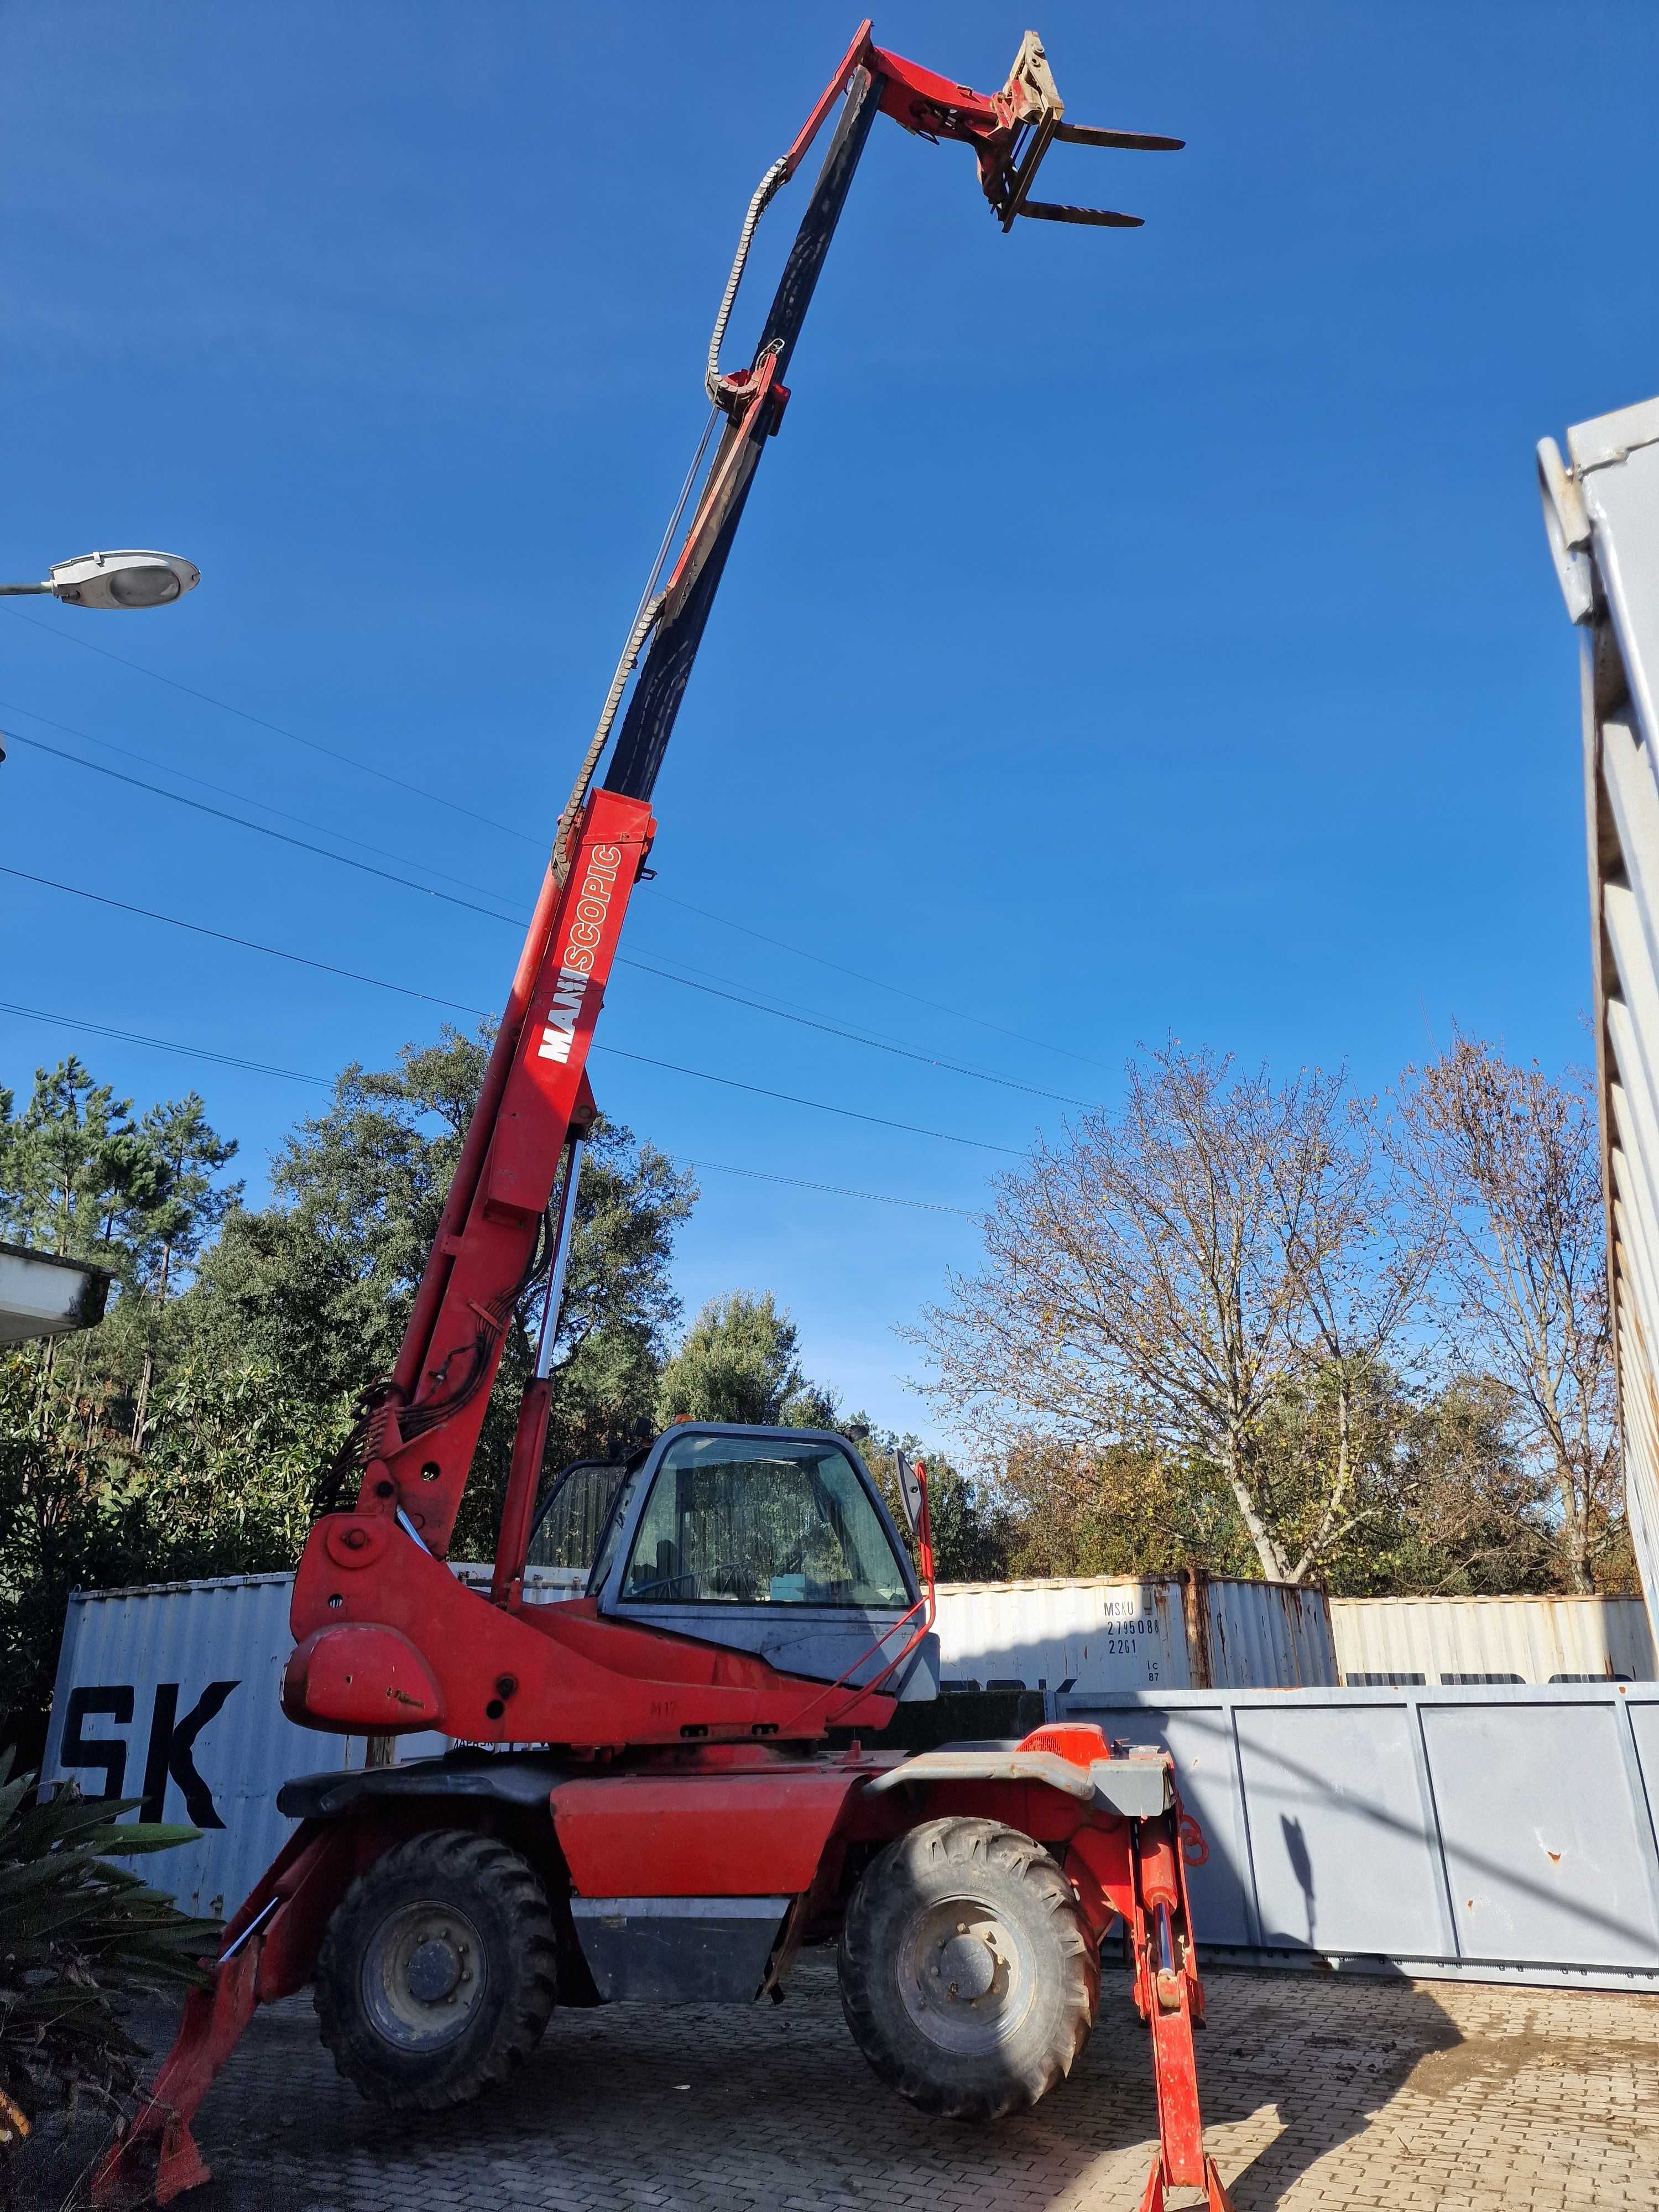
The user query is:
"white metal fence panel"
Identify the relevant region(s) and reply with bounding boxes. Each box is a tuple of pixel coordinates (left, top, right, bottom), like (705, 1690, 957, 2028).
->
(1058, 1683, 1659, 1989)
(1329, 1594, 1656, 1684)
(1234, 1700, 1447, 1957)
(1541, 394, 1659, 1636)
(1422, 1700, 1659, 1968)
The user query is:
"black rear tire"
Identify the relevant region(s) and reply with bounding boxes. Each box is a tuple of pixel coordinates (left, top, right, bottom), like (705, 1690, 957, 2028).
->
(315, 1829, 556, 2109)
(838, 1817, 1098, 2120)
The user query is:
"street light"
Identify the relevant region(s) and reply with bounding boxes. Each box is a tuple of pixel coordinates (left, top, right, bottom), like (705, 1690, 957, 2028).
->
(0, 548, 200, 610)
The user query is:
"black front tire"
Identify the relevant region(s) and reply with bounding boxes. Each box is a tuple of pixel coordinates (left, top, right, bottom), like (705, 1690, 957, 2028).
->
(838, 1817, 1098, 2120)
(315, 1829, 556, 2109)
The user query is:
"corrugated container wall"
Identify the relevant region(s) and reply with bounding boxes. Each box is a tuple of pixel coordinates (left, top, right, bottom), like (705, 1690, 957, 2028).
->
(933, 1573, 1337, 1693)
(41, 1576, 353, 1919)
(41, 1566, 584, 1918)
(1329, 1594, 1657, 1686)
(1200, 1574, 1335, 1689)
(1540, 394, 1659, 1637)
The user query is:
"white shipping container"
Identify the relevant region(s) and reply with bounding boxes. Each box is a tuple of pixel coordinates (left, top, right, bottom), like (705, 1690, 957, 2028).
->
(933, 1572, 1337, 1694)
(1541, 395, 1659, 1627)
(935, 1577, 1186, 1692)
(40, 1565, 583, 1918)
(1328, 1594, 1657, 1686)
(41, 1574, 351, 1919)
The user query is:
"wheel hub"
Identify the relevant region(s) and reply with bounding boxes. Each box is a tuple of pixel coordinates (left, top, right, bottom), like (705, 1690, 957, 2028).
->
(899, 1897, 1035, 2056)
(406, 1937, 464, 2004)
(937, 1931, 998, 2000)
(361, 1900, 488, 2053)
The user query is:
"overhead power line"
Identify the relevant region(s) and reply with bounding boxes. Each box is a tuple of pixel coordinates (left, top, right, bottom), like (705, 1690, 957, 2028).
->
(595, 1046, 1021, 1155)
(0, 1000, 329, 1086)
(0, 978, 1018, 1156)
(673, 1157, 975, 1218)
(2, 604, 536, 846)
(2, 860, 1087, 1112)
(0, 700, 525, 912)
(0, 998, 979, 1220)
(4, 731, 523, 925)
(603, 948, 1090, 1107)
(4, 609, 1110, 1080)
(643, 887, 1118, 1076)
(0, 865, 489, 1020)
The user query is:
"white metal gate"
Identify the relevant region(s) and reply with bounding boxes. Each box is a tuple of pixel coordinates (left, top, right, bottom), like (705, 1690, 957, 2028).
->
(1059, 1682, 1659, 1991)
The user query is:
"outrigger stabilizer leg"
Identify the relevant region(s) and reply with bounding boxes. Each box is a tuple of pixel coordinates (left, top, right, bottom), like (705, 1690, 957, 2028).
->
(1128, 1808, 1237, 2210)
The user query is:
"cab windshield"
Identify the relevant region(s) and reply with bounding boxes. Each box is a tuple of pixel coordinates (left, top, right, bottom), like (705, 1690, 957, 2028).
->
(618, 1432, 910, 1608)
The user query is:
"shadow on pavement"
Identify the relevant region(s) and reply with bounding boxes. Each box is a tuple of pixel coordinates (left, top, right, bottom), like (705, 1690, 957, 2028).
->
(1147, 1966, 1466, 2206)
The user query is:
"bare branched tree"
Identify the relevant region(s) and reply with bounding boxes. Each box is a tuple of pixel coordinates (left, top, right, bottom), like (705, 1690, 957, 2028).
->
(1266, 1108, 1437, 1577)
(914, 1043, 1418, 1584)
(1388, 1036, 1620, 1592)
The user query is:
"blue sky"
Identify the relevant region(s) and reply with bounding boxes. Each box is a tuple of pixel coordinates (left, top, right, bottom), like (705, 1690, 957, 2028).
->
(3, 2, 1657, 1439)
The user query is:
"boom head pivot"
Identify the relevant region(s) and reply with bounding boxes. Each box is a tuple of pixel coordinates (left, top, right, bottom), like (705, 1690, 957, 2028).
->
(801, 24, 1184, 231)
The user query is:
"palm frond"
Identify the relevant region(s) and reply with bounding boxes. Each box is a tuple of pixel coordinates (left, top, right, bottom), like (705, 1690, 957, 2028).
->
(0, 1747, 221, 2159)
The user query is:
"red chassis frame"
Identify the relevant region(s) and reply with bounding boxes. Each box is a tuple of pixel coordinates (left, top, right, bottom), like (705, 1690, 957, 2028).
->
(100, 1726, 1232, 2211)
(94, 25, 1215, 2212)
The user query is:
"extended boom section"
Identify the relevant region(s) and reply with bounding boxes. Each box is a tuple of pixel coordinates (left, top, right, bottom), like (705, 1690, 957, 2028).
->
(346, 789, 651, 1564)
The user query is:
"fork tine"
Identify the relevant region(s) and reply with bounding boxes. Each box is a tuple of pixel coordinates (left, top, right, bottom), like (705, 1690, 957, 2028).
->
(1053, 124, 1185, 153)
(1018, 201, 1145, 228)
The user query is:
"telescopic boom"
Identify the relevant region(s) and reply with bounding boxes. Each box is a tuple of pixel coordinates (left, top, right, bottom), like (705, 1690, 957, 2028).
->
(338, 23, 1182, 1584)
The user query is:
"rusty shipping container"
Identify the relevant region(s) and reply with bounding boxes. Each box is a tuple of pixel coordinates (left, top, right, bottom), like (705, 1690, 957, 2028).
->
(932, 1571, 1337, 1693)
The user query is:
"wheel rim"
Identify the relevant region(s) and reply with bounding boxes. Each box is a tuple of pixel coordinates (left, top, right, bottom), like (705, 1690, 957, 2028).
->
(361, 1897, 489, 2053)
(897, 1895, 1037, 2057)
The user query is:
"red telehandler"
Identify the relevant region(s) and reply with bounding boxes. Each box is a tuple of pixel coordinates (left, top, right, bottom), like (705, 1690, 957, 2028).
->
(97, 26, 1234, 2212)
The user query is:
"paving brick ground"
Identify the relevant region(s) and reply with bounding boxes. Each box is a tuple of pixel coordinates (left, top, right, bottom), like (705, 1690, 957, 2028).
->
(20, 1959, 1659, 2212)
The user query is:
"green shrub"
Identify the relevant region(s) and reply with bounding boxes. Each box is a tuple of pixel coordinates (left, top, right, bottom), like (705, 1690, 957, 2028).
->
(0, 1745, 219, 2185)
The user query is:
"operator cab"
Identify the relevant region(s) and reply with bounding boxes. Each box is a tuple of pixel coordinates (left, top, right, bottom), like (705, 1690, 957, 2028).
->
(528, 1423, 938, 1700)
